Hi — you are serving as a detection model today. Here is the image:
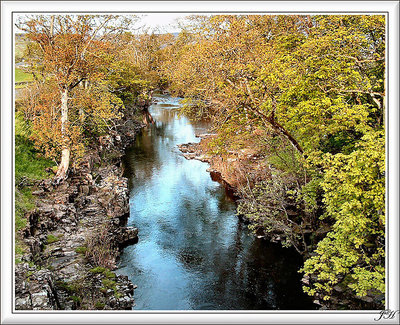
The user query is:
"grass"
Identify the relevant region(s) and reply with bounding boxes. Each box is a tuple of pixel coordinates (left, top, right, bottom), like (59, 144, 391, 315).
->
(47, 234, 61, 244)
(89, 266, 107, 274)
(89, 266, 116, 278)
(15, 114, 55, 185)
(75, 246, 88, 255)
(15, 114, 55, 261)
(94, 302, 105, 309)
(15, 68, 33, 84)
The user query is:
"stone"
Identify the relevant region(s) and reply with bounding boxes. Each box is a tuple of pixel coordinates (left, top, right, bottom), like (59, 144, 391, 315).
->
(31, 291, 49, 308)
(15, 111, 141, 311)
(333, 285, 344, 292)
(15, 297, 31, 310)
(32, 189, 45, 196)
(80, 185, 90, 195)
(359, 296, 374, 303)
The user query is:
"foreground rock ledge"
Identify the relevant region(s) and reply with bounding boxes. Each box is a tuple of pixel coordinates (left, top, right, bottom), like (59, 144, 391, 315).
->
(15, 118, 142, 310)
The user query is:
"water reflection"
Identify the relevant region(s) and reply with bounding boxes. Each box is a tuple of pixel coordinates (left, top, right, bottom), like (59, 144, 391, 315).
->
(117, 94, 315, 310)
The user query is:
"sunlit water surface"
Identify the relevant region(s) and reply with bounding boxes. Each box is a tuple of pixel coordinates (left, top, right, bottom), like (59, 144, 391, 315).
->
(116, 94, 315, 310)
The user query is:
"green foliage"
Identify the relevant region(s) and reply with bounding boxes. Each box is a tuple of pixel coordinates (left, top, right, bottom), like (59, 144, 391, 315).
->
(75, 246, 88, 255)
(94, 302, 105, 309)
(300, 177, 323, 215)
(268, 149, 304, 176)
(179, 98, 212, 121)
(100, 277, 121, 298)
(15, 240, 27, 264)
(14, 14, 385, 306)
(15, 187, 32, 231)
(161, 14, 386, 304)
(104, 270, 116, 279)
(90, 266, 116, 279)
(301, 130, 385, 299)
(101, 278, 116, 289)
(15, 114, 55, 261)
(237, 171, 307, 253)
(47, 234, 61, 244)
(107, 60, 152, 104)
(69, 295, 81, 303)
(90, 266, 106, 274)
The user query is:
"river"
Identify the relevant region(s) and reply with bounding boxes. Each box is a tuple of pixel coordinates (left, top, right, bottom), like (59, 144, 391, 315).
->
(116, 94, 316, 310)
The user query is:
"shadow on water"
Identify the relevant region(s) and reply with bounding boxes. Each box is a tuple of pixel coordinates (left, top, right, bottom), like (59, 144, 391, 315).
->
(117, 94, 316, 310)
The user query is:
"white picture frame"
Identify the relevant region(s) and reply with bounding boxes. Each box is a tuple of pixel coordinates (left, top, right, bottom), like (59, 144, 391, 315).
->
(1, 1, 399, 324)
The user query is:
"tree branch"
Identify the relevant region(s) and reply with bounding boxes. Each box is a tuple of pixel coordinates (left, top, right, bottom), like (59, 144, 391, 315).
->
(69, 77, 86, 90)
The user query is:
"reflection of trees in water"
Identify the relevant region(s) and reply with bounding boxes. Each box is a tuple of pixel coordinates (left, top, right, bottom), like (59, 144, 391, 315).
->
(174, 211, 313, 309)
(124, 101, 194, 188)
(123, 120, 168, 189)
(124, 102, 208, 190)
(239, 239, 314, 309)
(156, 106, 180, 122)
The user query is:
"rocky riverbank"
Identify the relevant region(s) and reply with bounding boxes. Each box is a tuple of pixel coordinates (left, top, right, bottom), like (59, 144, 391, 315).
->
(15, 110, 143, 310)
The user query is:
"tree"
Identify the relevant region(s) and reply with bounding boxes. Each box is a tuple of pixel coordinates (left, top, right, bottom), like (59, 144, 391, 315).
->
(160, 14, 385, 303)
(17, 15, 133, 181)
(301, 130, 385, 301)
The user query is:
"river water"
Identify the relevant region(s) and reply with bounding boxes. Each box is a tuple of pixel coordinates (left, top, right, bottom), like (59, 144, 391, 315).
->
(116, 94, 315, 310)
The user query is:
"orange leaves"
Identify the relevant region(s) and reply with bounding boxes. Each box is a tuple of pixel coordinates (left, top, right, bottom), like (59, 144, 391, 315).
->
(17, 15, 131, 169)
(21, 15, 124, 91)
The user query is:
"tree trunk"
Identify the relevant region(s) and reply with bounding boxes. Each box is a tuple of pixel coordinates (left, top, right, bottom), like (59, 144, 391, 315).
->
(60, 88, 68, 134)
(79, 81, 88, 123)
(49, 16, 55, 38)
(55, 148, 70, 180)
(268, 118, 304, 154)
(55, 88, 70, 182)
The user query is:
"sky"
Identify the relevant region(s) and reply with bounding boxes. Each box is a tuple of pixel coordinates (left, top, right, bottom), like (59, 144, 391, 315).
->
(14, 13, 194, 34)
(135, 14, 191, 33)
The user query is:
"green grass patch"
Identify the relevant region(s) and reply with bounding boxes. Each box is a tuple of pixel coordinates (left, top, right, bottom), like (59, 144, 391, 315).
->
(101, 277, 121, 298)
(15, 68, 33, 83)
(69, 295, 81, 303)
(15, 114, 55, 185)
(104, 269, 116, 279)
(56, 280, 81, 294)
(101, 278, 116, 289)
(15, 187, 33, 230)
(75, 246, 88, 255)
(90, 266, 106, 274)
(89, 266, 116, 279)
(47, 234, 60, 244)
(95, 302, 105, 309)
(15, 240, 27, 264)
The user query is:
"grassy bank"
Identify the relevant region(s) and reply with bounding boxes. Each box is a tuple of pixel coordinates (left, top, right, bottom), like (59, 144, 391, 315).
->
(15, 114, 55, 261)
(15, 68, 33, 89)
